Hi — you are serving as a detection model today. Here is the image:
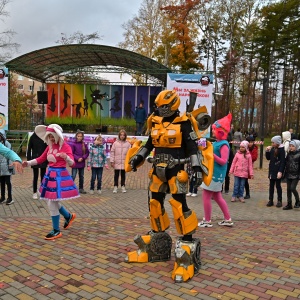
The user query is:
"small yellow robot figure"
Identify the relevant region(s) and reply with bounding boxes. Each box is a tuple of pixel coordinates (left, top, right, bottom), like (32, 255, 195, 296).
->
(125, 90, 212, 283)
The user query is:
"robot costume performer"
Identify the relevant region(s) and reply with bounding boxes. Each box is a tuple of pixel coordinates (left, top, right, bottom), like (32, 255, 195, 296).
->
(125, 90, 213, 282)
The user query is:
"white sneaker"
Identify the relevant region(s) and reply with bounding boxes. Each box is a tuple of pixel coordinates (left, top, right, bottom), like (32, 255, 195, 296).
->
(218, 220, 234, 227)
(97, 190, 102, 194)
(198, 220, 213, 228)
(113, 186, 117, 193)
(191, 193, 197, 197)
(89, 190, 94, 195)
(33, 193, 38, 199)
(186, 192, 192, 196)
(121, 186, 126, 193)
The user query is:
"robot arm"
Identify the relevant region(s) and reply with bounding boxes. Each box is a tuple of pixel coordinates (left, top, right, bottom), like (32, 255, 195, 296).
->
(189, 153, 202, 188)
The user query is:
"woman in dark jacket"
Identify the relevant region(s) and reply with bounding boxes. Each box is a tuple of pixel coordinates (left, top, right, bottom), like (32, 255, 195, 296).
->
(27, 132, 48, 199)
(265, 135, 286, 207)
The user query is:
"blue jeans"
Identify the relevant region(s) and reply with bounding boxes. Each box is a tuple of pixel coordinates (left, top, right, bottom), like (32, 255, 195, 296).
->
(72, 168, 84, 190)
(232, 176, 246, 198)
(90, 167, 103, 190)
(136, 122, 144, 135)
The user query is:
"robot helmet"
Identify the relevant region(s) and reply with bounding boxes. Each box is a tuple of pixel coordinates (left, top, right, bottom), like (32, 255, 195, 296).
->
(155, 90, 180, 117)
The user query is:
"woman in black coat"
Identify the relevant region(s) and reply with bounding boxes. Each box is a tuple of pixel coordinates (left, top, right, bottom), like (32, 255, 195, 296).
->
(27, 132, 48, 199)
(265, 135, 286, 208)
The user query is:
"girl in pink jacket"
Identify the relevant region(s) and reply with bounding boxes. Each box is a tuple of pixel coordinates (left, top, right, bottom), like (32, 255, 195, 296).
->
(110, 129, 131, 193)
(229, 140, 254, 203)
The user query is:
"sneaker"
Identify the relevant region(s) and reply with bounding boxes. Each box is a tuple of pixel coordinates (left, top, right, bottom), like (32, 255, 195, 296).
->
(0, 197, 5, 204)
(89, 190, 94, 195)
(6, 198, 14, 205)
(79, 189, 87, 194)
(63, 213, 76, 229)
(33, 193, 38, 199)
(218, 220, 234, 227)
(113, 186, 117, 193)
(97, 190, 102, 194)
(239, 197, 245, 203)
(244, 194, 250, 199)
(186, 192, 192, 196)
(231, 197, 236, 202)
(225, 190, 229, 195)
(45, 229, 62, 240)
(198, 220, 213, 228)
(121, 186, 126, 193)
(191, 193, 197, 197)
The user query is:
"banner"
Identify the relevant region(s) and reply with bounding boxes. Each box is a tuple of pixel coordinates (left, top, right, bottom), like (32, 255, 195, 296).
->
(0, 68, 9, 130)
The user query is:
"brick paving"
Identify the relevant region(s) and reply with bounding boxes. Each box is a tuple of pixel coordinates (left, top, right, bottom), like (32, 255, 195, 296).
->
(0, 154, 300, 299)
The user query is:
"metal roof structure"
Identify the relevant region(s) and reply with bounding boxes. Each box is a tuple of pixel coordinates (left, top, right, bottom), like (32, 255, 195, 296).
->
(5, 44, 172, 85)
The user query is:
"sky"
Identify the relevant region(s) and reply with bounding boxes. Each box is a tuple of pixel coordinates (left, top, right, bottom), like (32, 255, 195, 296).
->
(5, 0, 143, 57)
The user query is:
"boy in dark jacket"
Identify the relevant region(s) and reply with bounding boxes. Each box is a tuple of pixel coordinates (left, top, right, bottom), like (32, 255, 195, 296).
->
(265, 135, 286, 207)
(283, 140, 300, 209)
(134, 102, 146, 136)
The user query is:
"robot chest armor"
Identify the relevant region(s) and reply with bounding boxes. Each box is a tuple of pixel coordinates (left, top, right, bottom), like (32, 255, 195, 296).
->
(151, 122, 182, 148)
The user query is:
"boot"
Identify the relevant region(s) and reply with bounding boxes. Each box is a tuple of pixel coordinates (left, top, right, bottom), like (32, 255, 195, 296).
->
(266, 200, 273, 207)
(276, 201, 282, 208)
(283, 201, 293, 210)
(294, 201, 299, 208)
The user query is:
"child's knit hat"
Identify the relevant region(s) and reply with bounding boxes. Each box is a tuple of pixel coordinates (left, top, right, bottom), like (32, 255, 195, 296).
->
(240, 140, 249, 150)
(271, 135, 282, 145)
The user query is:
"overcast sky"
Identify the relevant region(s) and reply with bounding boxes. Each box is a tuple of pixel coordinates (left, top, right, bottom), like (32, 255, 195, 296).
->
(5, 0, 142, 57)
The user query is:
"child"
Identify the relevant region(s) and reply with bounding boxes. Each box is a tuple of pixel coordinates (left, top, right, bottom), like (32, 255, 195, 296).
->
(283, 140, 300, 209)
(265, 135, 285, 207)
(229, 140, 254, 203)
(69, 130, 89, 194)
(199, 113, 234, 228)
(186, 160, 198, 197)
(22, 124, 79, 240)
(87, 134, 109, 194)
(0, 130, 15, 205)
(110, 129, 131, 193)
(244, 136, 258, 199)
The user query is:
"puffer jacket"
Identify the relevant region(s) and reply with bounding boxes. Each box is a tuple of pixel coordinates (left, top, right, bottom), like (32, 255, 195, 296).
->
(0, 130, 14, 176)
(229, 150, 253, 178)
(87, 143, 107, 168)
(110, 139, 131, 170)
(285, 150, 300, 180)
(282, 131, 291, 156)
(69, 140, 89, 168)
(266, 145, 286, 179)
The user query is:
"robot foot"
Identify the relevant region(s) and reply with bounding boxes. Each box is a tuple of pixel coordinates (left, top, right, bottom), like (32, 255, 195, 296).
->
(125, 231, 172, 263)
(172, 237, 201, 283)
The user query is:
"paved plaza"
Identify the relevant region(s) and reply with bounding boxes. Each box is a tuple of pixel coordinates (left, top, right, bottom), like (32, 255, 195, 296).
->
(0, 156, 300, 300)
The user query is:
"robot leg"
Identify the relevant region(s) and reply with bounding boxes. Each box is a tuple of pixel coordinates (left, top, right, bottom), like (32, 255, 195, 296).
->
(126, 198, 172, 263)
(169, 198, 201, 282)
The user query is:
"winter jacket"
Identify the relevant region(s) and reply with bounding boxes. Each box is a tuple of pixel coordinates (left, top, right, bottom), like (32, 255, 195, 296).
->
(249, 144, 258, 164)
(87, 143, 107, 168)
(265, 145, 286, 179)
(134, 106, 146, 123)
(282, 131, 291, 157)
(69, 140, 89, 168)
(0, 140, 14, 176)
(285, 150, 300, 180)
(233, 130, 243, 147)
(27, 132, 48, 169)
(110, 139, 131, 170)
(230, 150, 253, 179)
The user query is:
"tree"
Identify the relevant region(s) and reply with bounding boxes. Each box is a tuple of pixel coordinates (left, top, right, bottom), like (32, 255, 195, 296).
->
(55, 31, 103, 45)
(0, 0, 19, 65)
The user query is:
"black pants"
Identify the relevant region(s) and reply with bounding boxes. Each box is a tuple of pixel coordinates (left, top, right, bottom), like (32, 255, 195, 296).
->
(32, 168, 47, 193)
(269, 178, 282, 202)
(114, 169, 126, 187)
(286, 178, 299, 203)
(244, 179, 250, 195)
(1, 176, 12, 199)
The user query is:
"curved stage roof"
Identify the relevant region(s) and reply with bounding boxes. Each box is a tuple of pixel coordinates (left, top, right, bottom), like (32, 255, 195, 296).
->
(5, 44, 172, 85)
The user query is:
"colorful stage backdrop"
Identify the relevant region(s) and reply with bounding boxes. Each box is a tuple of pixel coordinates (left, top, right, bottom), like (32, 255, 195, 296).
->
(46, 84, 163, 120)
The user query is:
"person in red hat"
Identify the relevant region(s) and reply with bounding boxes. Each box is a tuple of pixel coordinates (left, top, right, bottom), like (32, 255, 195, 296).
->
(198, 113, 234, 228)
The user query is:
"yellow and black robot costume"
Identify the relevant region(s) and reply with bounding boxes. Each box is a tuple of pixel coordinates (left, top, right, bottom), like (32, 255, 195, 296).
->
(125, 90, 213, 283)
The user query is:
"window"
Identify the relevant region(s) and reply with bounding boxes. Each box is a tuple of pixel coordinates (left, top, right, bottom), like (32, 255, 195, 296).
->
(29, 85, 33, 91)
(18, 75, 23, 80)
(18, 84, 24, 90)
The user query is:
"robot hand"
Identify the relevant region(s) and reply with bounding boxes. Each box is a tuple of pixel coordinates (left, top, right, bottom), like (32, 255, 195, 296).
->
(131, 155, 144, 172)
(192, 166, 202, 188)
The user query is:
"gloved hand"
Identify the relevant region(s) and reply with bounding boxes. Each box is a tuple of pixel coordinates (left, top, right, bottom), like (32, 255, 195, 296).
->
(192, 166, 202, 188)
(131, 155, 143, 172)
